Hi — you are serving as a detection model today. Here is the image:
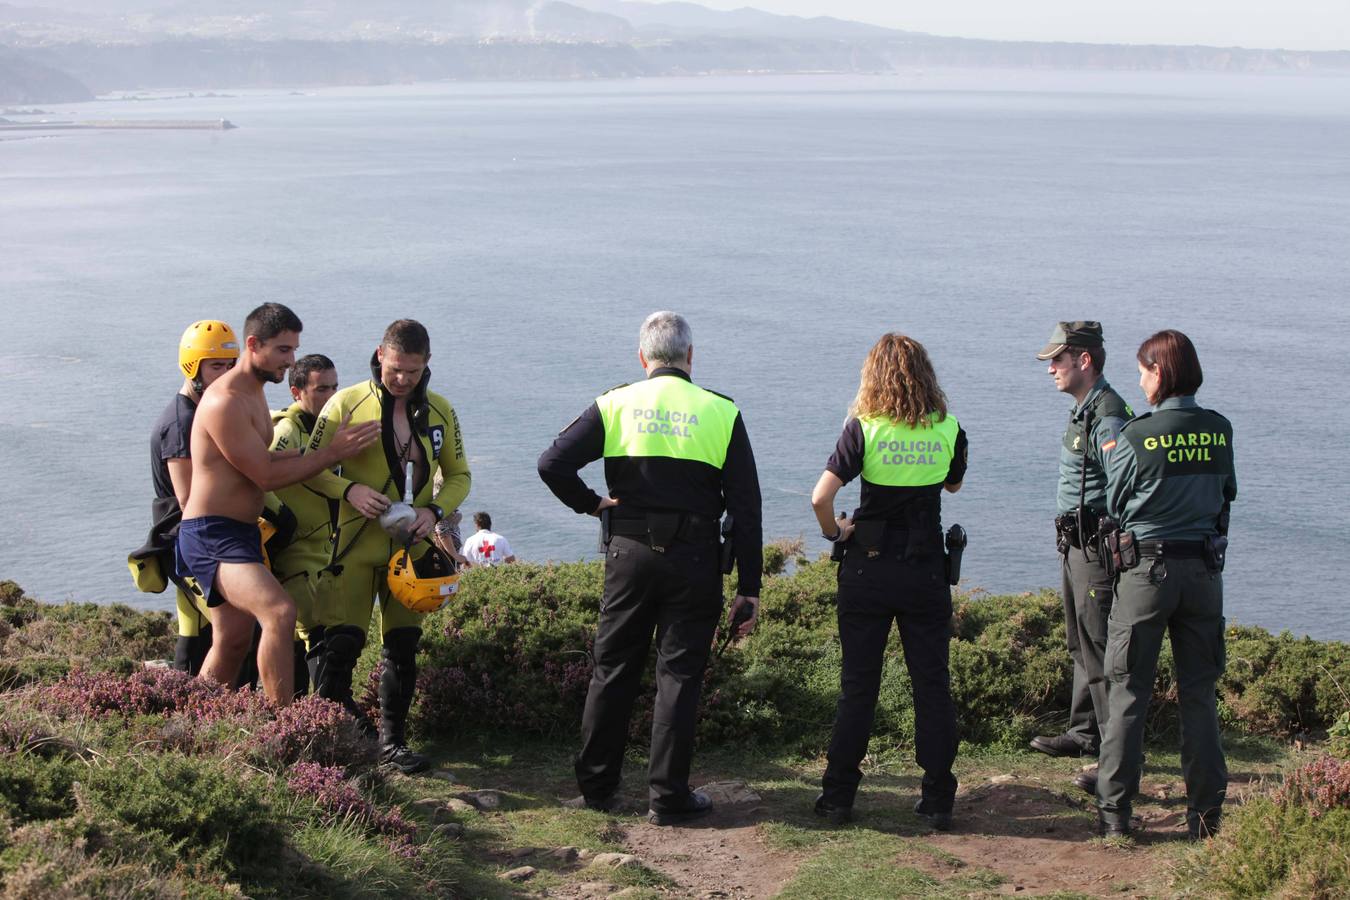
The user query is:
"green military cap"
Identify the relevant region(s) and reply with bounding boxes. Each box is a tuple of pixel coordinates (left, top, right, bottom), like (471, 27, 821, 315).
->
(1036, 321, 1104, 360)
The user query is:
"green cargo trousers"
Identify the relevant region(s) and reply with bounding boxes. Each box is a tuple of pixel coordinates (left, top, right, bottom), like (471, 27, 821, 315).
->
(1097, 555, 1227, 831)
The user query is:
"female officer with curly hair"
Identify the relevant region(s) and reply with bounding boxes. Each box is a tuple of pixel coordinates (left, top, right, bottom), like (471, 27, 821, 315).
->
(1095, 329, 1236, 840)
(809, 333, 968, 830)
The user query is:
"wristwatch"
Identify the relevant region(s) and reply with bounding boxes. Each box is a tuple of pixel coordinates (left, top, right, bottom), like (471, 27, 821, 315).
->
(822, 526, 843, 542)
(428, 503, 445, 522)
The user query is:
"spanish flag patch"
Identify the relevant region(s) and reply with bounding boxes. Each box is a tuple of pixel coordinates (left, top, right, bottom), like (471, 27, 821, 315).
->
(1101, 439, 1117, 452)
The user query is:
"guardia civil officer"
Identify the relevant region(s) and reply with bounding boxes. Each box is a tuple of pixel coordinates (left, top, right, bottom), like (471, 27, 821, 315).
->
(537, 311, 763, 825)
(810, 333, 967, 829)
(1031, 322, 1133, 796)
(1096, 330, 1235, 839)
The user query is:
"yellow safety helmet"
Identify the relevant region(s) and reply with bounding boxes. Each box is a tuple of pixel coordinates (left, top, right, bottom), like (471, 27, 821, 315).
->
(179, 320, 240, 381)
(387, 545, 461, 614)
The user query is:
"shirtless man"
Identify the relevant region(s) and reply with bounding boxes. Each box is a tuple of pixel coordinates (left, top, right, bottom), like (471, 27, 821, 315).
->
(179, 303, 380, 704)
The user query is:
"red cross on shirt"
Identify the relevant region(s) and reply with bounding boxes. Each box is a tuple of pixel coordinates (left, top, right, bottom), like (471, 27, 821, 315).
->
(481, 542, 495, 559)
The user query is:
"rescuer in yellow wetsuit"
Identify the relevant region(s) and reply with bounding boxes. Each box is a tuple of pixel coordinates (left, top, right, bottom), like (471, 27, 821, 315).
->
(306, 320, 470, 772)
(268, 353, 341, 698)
(148, 320, 239, 674)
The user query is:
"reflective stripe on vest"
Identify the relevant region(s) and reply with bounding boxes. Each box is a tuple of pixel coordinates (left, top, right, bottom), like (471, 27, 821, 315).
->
(597, 377, 738, 469)
(860, 413, 959, 486)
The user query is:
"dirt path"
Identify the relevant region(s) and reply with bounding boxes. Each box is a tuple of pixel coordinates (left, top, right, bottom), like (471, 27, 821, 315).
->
(617, 803, 804, 899)
(556, 774, 1218, 898)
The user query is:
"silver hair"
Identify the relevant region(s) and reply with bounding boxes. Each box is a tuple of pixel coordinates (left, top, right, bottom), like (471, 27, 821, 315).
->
(639, 311, 692, 365)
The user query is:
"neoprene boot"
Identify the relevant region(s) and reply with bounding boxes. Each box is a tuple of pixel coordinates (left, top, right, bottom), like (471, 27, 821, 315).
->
(314, 625, 376, 738)
(293, 638, 311, 697)
(302, 624, 326, 699)
(379, 627, 430, 774)
(173, 632, 212, 676)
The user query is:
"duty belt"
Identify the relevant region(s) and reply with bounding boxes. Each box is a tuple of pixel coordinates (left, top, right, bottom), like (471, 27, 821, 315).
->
(1135, 540, 1206, 559)
(608, 510, 719, 551)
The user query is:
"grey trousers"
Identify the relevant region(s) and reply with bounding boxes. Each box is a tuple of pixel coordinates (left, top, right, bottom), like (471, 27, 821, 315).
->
(1097, 555, 1227, 829)
(1061, 545, 1112, 752)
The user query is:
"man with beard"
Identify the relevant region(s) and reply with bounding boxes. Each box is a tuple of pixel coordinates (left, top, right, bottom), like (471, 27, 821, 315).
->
(178, 303, 380, 704)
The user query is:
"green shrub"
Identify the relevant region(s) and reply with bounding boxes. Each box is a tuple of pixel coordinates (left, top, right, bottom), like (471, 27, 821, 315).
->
(80, 752, 281, 880)
(413, 558, 1350, 754)
(0, 586, 174, 689)
(1189, 756, 1350, 898)
(0, 753, 78, 824)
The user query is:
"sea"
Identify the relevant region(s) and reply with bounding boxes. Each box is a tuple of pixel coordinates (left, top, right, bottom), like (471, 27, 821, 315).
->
(1, 70, 1347, 641)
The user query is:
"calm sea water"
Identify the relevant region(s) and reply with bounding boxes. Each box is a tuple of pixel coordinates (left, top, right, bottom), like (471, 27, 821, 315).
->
(1, 71, 1347, 639)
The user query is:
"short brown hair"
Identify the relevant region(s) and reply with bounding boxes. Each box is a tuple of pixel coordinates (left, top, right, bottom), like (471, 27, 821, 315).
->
(1137, 330, 1203, 401)
(245, 303, 303, 344)
(382, 319, 430, 356)
(1064, 344, 1105, 375)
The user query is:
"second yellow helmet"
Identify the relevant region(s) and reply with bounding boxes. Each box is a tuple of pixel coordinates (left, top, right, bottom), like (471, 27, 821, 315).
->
(179, 320, 240, 381)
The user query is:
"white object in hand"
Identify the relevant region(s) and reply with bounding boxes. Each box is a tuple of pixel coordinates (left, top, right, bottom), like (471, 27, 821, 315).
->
(379, 461, 418, 543)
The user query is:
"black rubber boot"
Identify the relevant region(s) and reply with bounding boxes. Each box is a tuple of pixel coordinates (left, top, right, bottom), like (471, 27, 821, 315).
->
(173, 631, 212, 676)
(379, 627, 430, 774)
(303, 624, 326, 699)
(293, 638, 312, 697)
(314, 625, 376, 738)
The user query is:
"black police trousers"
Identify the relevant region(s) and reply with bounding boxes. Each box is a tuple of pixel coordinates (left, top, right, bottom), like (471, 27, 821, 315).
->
(821, 540, 958, 812)
(575, 533, 723, 813)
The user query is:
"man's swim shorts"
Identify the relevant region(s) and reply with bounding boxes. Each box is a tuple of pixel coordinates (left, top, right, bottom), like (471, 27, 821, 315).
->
(176, 516, 265, 608)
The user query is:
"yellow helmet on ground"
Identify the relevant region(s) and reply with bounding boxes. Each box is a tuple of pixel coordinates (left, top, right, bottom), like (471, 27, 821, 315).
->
(387, 545, 461, 613)
(179, 320, 240, 381)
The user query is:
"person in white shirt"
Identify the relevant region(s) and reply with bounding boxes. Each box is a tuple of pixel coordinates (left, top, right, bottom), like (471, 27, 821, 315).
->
(462, 512, 516, 567)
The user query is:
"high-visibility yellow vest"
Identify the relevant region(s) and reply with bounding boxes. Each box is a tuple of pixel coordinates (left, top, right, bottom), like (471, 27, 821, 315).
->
(597, 376, 739, 469)
(859, 412, 959, 487)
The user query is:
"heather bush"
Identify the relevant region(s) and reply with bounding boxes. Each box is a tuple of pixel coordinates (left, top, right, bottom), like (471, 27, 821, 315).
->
(41, 666, 261, 725)
(255, 697, 378, 770)
(1187, 755, 1350, 898)
(286, 762, 418, 859)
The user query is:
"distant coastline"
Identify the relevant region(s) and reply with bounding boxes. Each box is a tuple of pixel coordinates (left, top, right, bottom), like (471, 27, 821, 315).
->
(3, 33, 1348, 107)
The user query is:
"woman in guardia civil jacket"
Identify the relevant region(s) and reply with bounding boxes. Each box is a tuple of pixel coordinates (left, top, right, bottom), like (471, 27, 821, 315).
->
(809, 333, 968, 830)
(1094, 330, 1236, 840)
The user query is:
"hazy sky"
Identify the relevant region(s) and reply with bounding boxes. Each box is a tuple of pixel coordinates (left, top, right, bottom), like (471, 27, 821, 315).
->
(681, 1, 1350, 52)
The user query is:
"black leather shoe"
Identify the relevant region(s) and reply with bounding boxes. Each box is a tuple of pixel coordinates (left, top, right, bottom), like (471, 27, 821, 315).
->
(913, 798, 953, 832)
(1073, 766, 1098, 796)
(1030, 734, 1092, 758)
(647, 790, 713, 826)
(380, 743, 431, 775)
(1098, 814, 1132, 838)
(564, 792, 621, 813)
(1187, 814, 1221, 841)
(813, 794, 853, 826)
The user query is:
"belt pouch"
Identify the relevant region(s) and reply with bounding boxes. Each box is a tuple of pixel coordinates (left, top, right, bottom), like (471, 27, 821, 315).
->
(1203, 534, 1228, 573)
(646, 511, 681, 551)
(852, 520, 887, 559)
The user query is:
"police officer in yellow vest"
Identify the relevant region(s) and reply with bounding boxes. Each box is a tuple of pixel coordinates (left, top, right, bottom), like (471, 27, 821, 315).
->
(268, 353, 340, 696)
(306, 320, 471, 773)
(1096, 330, 1235, 839)
(538, 311, 763, 825)
(809, 333, 967, 830)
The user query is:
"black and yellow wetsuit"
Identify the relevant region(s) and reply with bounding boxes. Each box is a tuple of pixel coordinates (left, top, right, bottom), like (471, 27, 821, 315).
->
(304, 356, 470, 764)
(269, 404, 336, 638)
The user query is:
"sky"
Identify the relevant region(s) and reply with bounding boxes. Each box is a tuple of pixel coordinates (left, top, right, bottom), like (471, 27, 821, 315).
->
(680, 0, 1350, 52)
